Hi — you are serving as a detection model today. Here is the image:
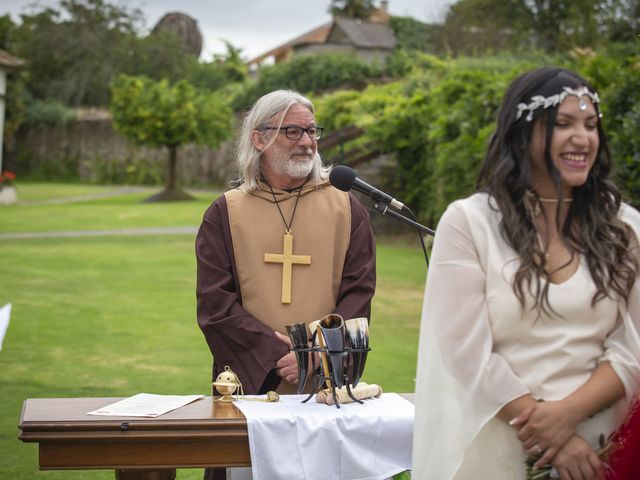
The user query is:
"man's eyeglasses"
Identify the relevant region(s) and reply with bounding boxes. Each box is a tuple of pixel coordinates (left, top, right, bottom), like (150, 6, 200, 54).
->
(261, 126, 324, 141)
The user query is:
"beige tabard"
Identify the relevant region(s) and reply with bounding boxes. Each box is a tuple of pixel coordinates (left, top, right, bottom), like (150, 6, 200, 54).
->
(225, 181, 351, 336)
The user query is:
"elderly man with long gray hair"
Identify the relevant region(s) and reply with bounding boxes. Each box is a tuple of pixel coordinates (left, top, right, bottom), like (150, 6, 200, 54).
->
(195, 88, 376, 396)
(196, 90, 376, 479)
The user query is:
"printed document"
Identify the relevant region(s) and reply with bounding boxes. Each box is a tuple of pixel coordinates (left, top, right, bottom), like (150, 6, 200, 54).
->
(87, 393, 203, 417)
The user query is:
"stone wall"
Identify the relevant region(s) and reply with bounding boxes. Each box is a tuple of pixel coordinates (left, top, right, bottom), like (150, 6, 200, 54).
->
(14, 112, 239, 187)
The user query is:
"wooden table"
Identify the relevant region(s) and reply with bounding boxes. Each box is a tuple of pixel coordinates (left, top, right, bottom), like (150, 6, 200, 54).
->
(19, 394, 414, 479)
(19, 396, 250, 479)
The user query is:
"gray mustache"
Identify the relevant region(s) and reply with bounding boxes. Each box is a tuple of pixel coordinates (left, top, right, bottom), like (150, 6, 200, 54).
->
(293, 148, 313, 157)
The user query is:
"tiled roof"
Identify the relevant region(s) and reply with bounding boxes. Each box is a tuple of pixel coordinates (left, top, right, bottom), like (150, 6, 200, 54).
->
(0, 49, 24, 69)
(247, 6, 396, 65)
(248, 23, 332, 65)
(331, 16, 396, 49)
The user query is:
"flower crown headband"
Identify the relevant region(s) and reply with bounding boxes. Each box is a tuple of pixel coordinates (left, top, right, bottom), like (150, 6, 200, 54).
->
(515, 86, 601, 122)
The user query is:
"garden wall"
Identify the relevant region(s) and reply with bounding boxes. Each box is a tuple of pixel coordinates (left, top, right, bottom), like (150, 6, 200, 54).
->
(14, 109, 238, 187)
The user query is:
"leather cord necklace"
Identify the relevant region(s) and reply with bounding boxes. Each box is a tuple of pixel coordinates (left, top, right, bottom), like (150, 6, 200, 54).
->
(263, 181, 311, 304)
(267, 181, 306, 233)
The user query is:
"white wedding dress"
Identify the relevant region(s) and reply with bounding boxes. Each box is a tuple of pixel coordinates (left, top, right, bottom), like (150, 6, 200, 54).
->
(412, 193, 640, 479)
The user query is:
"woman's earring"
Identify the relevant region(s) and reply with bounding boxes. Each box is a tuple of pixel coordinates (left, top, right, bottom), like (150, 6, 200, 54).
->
(533, 200, 541, 216)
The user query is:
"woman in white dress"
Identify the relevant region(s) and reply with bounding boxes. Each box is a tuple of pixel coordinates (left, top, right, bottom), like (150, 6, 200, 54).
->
(412, 67, 640, 480)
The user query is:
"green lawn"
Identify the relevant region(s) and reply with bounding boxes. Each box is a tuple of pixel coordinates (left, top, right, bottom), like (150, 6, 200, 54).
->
(0, 183, 425, 479)
(14, 182, 129, 202)
(2, 183, 220, 232)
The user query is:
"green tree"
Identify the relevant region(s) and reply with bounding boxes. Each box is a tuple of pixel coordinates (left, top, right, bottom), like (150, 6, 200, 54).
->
(389, 16, 443, 53)
(213, 40, 248, 83)
(110, 75, 233, 200)
(329, 0, 374, 19)
(0, 14, 16, 49)
(9, 0, 199, 107)
(11, 0, 145, 106)
(600, 0, 640, 42)
(441, 0, 532, 55)
(128, 30, 197, 85)
(0, 14, 25, 166)
(440, 0, 640, 54)
(187, 41, 248, 92)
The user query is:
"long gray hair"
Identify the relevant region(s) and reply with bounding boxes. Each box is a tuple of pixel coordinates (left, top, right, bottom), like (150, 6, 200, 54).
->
(235, 90, 330, 192)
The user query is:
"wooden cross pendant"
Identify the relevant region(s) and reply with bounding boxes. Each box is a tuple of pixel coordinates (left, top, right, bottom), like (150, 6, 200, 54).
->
(264, 231, 311, 304)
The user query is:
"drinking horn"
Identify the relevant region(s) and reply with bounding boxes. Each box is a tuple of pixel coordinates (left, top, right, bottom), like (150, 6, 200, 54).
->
(285, 322, 309, 393)
(344, 317, 369, 387)
(319, 314, 346, 389)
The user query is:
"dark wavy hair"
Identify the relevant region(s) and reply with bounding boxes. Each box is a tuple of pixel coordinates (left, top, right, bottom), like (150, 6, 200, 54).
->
(477, 66, 638, 314)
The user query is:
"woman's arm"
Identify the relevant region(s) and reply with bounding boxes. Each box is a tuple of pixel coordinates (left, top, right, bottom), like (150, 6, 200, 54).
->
(425, 201, 530, 405)
(412, 198, 530, 479)
(512, 362, 625, 469)
(496, 394, 539, 424)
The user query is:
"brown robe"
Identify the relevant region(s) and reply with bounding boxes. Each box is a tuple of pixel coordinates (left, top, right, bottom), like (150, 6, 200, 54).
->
(195, 183, 376, 395)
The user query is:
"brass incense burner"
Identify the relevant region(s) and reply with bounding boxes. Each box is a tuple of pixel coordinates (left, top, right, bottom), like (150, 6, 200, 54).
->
(212, 366, 243, 402)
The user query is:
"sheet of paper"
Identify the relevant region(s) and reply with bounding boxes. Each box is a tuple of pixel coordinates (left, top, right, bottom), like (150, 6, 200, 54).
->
(0, 303, 11, 351)
(87, 393, 204, 417)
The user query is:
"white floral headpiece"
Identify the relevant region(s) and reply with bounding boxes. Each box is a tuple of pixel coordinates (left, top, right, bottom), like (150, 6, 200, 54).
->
(516, 86, 601, 122)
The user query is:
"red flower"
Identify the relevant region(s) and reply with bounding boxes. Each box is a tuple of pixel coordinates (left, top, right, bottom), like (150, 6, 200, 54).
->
(0, 170, 16, 186)
(606, 399, 640, 479)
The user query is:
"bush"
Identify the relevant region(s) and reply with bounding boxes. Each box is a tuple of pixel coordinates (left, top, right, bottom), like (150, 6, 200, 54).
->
(603, 65, 640, 207)
(313, 50, 640, 222)
(25, 99, 76, 126)
(232, 53, 384, 111)
(93, 156, 163, 185)
(316, 57, 529, 223)
(15, 152, 80, 181)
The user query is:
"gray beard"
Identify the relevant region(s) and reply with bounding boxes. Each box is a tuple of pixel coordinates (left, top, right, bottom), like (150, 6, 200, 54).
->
(271, 151, 315, 179)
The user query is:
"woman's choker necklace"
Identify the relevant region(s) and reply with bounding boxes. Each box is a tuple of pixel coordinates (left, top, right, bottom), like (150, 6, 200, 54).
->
(526, 191, 573, 203)
(525, 191, 573, 217)
(537, 197, 573, 203)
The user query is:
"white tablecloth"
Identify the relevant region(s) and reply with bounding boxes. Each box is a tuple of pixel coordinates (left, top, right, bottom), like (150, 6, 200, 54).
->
(233, 393, 414, 480)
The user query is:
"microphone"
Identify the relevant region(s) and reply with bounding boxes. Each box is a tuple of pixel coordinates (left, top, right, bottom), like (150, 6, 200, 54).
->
(329, 165, 405, 210)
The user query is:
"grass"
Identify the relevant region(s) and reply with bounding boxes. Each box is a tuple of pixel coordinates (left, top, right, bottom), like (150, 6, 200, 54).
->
(2, 183, 221, 233)
(13, 182, 125, 202)
(0, 183, 424, 479)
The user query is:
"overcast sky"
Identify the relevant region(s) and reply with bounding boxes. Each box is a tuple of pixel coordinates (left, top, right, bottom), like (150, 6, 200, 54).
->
(0, 0, 455, 61)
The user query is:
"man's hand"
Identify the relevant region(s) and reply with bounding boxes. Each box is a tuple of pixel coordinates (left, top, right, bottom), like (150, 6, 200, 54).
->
(274, 331, 299, 384)
(511, 400, 580, 469)
(550, 435, 604, 480)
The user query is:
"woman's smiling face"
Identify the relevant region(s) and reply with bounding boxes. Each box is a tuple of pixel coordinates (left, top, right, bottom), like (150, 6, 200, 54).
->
(528, 93, 600, 197)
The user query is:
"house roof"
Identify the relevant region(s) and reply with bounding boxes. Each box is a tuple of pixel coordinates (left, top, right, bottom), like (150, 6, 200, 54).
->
(0, 49, 24, 69)
(330, 16, 396, 49)
(247, 5, 396, 66)
(248, 22, 332, 65)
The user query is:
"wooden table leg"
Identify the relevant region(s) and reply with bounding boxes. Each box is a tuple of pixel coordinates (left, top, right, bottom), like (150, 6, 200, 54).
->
(115, 469, 176, 480)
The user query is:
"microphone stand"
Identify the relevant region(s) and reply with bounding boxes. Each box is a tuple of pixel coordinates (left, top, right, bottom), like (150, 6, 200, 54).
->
(372, 202, 435, 237)
(372, 202, 434, 266)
